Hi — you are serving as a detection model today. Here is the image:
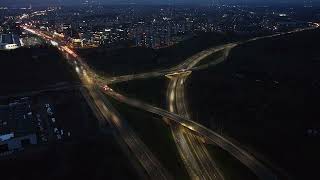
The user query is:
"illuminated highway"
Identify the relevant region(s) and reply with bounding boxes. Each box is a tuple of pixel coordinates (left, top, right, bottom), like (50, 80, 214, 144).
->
(164, 39, 235, 180)
(96, 26, 320, 180)
(169, 44, 236, 71)
(98, 44, 236, 84)
(22, 25, 173, 180)
(86, 84, 173, 180)
(98, 23, 319, 85)
(102, 88, 277, 180)
(22, 21, 320, 180)
(167, 76, 224, 180)
(164, 45, 233, 180)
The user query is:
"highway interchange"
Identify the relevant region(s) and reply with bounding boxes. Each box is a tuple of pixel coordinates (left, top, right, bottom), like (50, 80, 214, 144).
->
(23, 26, 173, 180)
(167, 73, 224, 180)
(21, 21, 319, 180)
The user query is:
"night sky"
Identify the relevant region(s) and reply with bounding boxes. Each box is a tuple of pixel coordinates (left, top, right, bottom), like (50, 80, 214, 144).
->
(0, 0, 317, 6)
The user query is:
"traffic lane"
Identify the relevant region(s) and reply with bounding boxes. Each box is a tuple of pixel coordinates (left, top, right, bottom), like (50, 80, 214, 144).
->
(167, 78, 207, 180)
(103, 90, 277, 180)
(171, 76, 223, 180)
(95, 89, 172, 180)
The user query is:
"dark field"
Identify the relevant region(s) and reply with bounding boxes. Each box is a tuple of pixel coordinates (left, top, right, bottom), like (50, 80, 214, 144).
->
(0, 136, 138, 180)
(80, 32, 244, 76)
(107, 97, 190, 180)
(0, 90, 138, 180)
(110, 77, 168, 108)
(0, 46, 78, 96)
(207, 144, 258, 180)
(187, 28, 320, 179)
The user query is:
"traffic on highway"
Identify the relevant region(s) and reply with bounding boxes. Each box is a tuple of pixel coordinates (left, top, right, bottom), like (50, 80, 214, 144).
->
(21, 25, 173, 180)
(21, 21, 319, 180)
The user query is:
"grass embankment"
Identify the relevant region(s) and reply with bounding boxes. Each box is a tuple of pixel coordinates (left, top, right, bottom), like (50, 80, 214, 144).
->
(187, 28, 320, 179)
(81, 32, 244, 77)
(110, 77, 167, 108)
(207, 145, 258, 180)
(0, 135, 139, 180)
(195, 49, 226, 67)
(0, 46, 79, 96)
(107, 97, 190, 180)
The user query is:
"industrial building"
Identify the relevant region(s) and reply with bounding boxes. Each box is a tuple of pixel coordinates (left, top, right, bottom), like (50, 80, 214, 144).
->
(0, 98, 37, 156)
(0, 34, 22, 50)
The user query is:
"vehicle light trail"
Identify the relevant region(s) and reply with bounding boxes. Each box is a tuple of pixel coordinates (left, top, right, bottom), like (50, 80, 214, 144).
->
(22, 25, 173, 180)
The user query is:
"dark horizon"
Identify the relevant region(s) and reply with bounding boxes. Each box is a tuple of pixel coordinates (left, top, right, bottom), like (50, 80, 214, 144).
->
(0, 0, 318, 7)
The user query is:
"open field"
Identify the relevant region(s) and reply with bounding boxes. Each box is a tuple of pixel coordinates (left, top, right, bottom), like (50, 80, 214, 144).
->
(187, 28, 320, 179)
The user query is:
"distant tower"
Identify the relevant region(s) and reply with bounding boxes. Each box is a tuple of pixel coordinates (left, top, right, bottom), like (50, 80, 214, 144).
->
(211, 0, 220, 7)
(169, 0, 176, 18)
(304, 0, 313, 7)
(28, 4, 32, 10)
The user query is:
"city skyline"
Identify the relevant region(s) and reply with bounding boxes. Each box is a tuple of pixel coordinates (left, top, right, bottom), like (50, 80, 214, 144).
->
(0, 0, 317, 7)
(1, 1, 319, 180)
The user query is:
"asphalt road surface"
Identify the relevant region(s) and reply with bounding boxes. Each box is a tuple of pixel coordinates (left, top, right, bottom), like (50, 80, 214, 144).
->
(22, 25, 173, 180)
(102, 88, 277, 180)
(22, 21, 320, 180)
(167, 76, 224, 180)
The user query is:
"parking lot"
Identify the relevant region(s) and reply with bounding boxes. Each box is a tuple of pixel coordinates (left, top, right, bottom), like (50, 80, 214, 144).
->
(32, 89, 100, 142)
